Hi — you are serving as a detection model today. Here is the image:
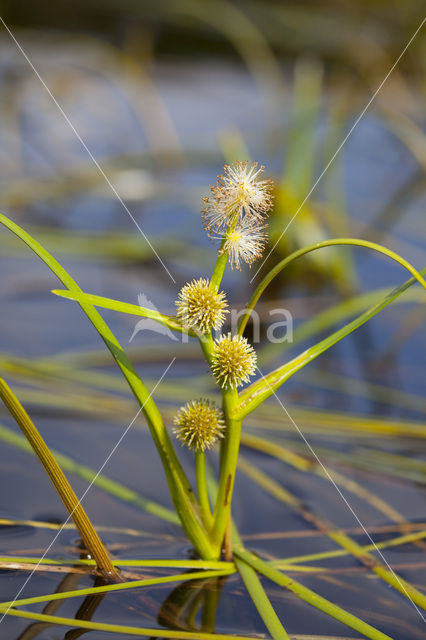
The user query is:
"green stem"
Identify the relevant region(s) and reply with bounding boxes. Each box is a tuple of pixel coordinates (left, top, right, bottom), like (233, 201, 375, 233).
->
(52, 290, 196, 337)
(210, 238, 228, 291)
(210, 213, 242, 292)
(211, 387, 241, 554)
(199, 333, 215, 365)
(0, 377, 118, 580)
(195, 451, 213, 529)
(204, 223, 245, 554)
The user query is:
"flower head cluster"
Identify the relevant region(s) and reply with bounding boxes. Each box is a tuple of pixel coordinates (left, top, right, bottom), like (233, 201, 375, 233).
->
(212, 332, 257, 389)
(173, 399, 225, 452)
(202, 161, 273, 269)
(176, 278, 228, 334)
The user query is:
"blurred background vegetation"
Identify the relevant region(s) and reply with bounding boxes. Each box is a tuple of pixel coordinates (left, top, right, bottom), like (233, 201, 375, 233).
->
(0, 0, 425, 432)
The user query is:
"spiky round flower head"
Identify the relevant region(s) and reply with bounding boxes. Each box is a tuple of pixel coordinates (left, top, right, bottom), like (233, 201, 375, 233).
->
(220, 222, 267, 270)
(176, 278, 228, 334)
(212, 332, 257, 389)
(173, 399, 225, 452)
(202, 161, 274, 233)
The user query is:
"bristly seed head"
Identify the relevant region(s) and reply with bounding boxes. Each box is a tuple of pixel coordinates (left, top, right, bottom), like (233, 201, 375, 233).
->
(202, 161, 274, 233)
(176, 278, 228, 334)
(212, 332, 257, 389)
(173, 399, 225, 452)
(220, 222, 267, 270)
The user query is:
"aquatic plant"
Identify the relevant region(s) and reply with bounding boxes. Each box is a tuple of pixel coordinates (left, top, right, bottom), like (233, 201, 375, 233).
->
(1, 161, 426, 638)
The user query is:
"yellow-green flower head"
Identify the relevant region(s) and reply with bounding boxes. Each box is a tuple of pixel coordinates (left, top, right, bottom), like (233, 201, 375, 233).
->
(212, 332, 257, 389)
(202, 161, 274, 234)
(176, 278, 228, 334)
(173, 399, 225, 452)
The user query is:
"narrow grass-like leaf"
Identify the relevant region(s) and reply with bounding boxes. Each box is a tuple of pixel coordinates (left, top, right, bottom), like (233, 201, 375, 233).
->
(273, 59, 333, 273)
(267, 437, 426, 484)
(232, 528, 290, 640)
(273, 530, 426, 567)
(258, 285, 425, 368)
(0, 224, 184, 262)
(237, 457, 426, 609)
(0, 606, 256, 640)
(238, 238, 426, 337)
(0, 517, 169, 539)
(206, 465, 393, 638)
(284, 58, 322, 197)
(299, 368, 426, 415)
(251, 405, 426, 439)
(0, 569, 235, 609)
(240, 433, 407, 524)
(237, 265, 426, 417)
(52, 289, 195, 336)
(0, 556, 233, 570)
(235, 556, 290, 639)
(241, 433, 310, 471)
(233, 547, 394, 640)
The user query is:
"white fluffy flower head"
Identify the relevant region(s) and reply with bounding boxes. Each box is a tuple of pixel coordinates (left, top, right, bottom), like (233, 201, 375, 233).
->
(221, 223, 267, 270)
(202, 161, 273, 233)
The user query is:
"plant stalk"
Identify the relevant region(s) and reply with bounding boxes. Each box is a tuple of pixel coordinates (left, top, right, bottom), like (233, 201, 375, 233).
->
(210, 216, 240, 291)
(199, 333, 215, 365)
(211, 386, 241, 555)
(0, 377, 119, 580)
(210, 240, 228, 291)
(195, 451, 213, 529)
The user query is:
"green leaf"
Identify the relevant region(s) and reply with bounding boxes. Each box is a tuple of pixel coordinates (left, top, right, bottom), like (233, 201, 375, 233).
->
(257, 284, 425, 368)
(232, 528, 290, 640)
(0, 607, 255, 639)
(237, 456, 426, 610)
(233, 547, 394, 640)
(284, 58, 323, 196)
(52, 289, 195, 336)
(237, 265, 426, 417)
(0, 555, 233, 570)
(0, 569, 235, 609)
(235, 557, 290, 639)
(238, 238, 426, 336)
(208, 467, 393, 640)
(273, 530, 426, 568)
